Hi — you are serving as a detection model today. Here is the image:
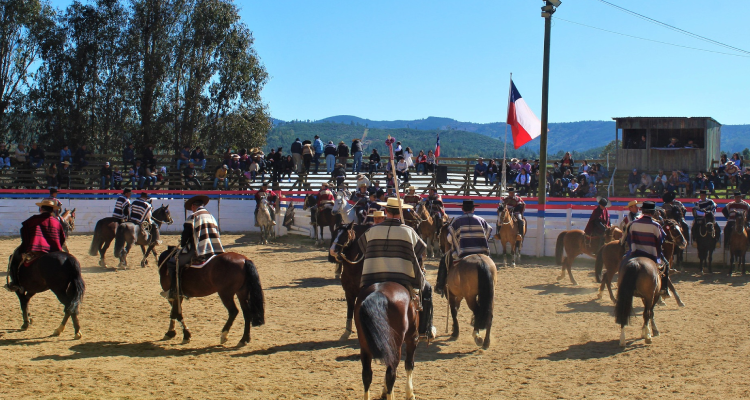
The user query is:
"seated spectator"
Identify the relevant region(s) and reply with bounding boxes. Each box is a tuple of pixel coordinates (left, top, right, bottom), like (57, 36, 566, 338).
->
(190, 146, 206, 170)
(239, 149, 249, 170)
(567, 178, 579, 197)
(183, 161, 201, 188)
(560, 152, 574, 172)
(58, 161, 72, 189)
(15, 144, 28, 166)
(177, 145, 191, 171)
(46, 163, 59, 188)
(515, 168, 531, 195)
(473, 158, 488, 185)
(142, 166, 157, 189)
(113, 166, 123, 190)
(396, 156, 410, 183)
(574, 177, 589, 198)
(28, 143, 44, 169)
(425, 150, 436, 173)
(724, 162, 740, 186)
(561, 169, 573, 187)
(694, 172, 715, 195)
(550, 178, 564, 197)
(143, 144, 157, 170)
(214, 165, 229, 190)
(73, 145, 90, 171)
(100, 162, 113, 190)
(247, 158, 259, 182)
(585, 180, 597, 198)
(551, 162, 563, 180)
(368, 149, 381, 174)
(123, 143, 135, 167)
(487, 160, 499, 184)
(0, 143, 9, 169)
(666, 170, 681, 193)
(627, 169, 640, 195)
(741, 168, 750, 194)
(60, 145, 72, 164)
(588, 164, 599, 184)
(667, 138, 679, 148)
(639, 172, 653, 195)
(416, 150, 427, 175)
(684, 140, 697, 148)
(578, 160, 590, 174)
(128, 163, 139, 189)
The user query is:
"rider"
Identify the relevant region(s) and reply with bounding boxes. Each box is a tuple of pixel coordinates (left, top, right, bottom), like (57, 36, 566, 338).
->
(661, 191, 688, 229)
(315, 182, 335, 220)
(112, 188, 133, 222)
(583, 197, 611, 255)
(425, 186, 445, 220)
(129, 192, 160, 245)
(403, 186, 421, 206)
(5, 199, 66, 292)
(358, 197, 436, 339)
(619, 200, 641, 230)
(447, 200, 492, 261)
(501, 186, 526, 240)
(45, 188, 63, 218)
(621, 201, 670, 297)
(254, 182, 277, 226)
(350, 182, 370, 224)
(691, 189, 721, 248)
(721, 191, 750, 248)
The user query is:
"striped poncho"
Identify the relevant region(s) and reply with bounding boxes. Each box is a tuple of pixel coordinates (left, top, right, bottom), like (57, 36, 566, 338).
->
(187, 207, 224, 257)
(358, 218, 425, 290)
(448, 213, 491, 259)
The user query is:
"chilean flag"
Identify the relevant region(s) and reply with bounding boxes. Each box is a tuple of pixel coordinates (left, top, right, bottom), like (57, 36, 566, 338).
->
(506, 80, 541, 149)
(435, 133, 440, 158)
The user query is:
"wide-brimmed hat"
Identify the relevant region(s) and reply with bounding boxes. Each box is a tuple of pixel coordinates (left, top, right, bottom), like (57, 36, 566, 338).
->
(377, 197, 413, 209)
(49, 188, 58, 194)
(596, 196, 611, 208)
(321, 182, 330, 188)
(734, 191, 744, 197)
(641, 201, 656, 211)
(426, 186, 436, 191)
(408, 186, 415, 191)
(662, 191, 676, 203)
(184, 195, 210, 210)
(507, 186, 516, 192)
(123, 188, 131, 194)
(232, 154, 240, 159)
(462, 200, 475, 209)
(699, 189, 708, 195)
(627, 200, 640, 208)
(368, 210, 386, 218)
(35, 199, 60, 210)
(339, 141, 345, 145)
(61, 161, 70, 165)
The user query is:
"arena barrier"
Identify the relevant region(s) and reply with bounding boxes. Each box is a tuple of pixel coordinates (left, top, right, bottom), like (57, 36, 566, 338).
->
(0, 189, 734, 262)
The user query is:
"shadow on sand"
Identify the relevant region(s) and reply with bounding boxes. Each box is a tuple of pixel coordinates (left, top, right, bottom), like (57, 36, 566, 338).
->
(267, 276, 340, 290)
(525, 283, 598, 296)
(539, 339, 639, 361)
(31, 340, 235, 361)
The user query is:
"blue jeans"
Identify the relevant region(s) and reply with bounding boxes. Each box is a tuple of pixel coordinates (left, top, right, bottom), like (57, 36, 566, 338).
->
(0, 157, 10, 168)
(190, 158, 206, 169)
(352, 151, 362, 173)
(29, 157, 44, 169)
(139, 176, 156, 189)
(313, 152, 321, 173)
(213, 177, 228, 189)
(326, 154, 336, 173)
(176, 159, 189, 171)
(369, 162, 379, 174)
(100, 176, 113, 190)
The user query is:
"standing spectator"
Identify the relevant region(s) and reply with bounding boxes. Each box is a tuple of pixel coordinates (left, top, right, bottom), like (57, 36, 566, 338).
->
(214, 165, 229, 190)
(394, 142, 403, 158)
(190, 146, 206, 170)
(58, 161, 72, 189)
(415, 150, 427, 175)
(59, 145, 72, 164)
(223, 147, 233, 166)
(28, 143, 44, 169)
(396, 156, 409, 183)
(123, 143, 135, 167)
(425, 150, 436, 173)
(332, 163, 346, 189)
(403, 147, 414, 171)
(46, 163, 59, 188)
(291, 138, 303, 174)
(15, 144, 28, 165)
(271, 147, 283, 183)
(281, 155, 294, 182)
(473, 158, 488, 185)
(337, 141, 349, 169)
(100, 162, 113, 190)
(313, 135, 324, 174)
(73, 144, 90, 171)
(302, 141, 314, 174)
(560, 152, 574, 173)
(368, 149, 381, 174)
(0, 143, 10, 169)
(324, 141, 337, 173)
(518, 159, 531, 175)
(183, 161, 201, 188)
(515, 168, 531, 195)
(143, 144, 156, 170)
(351, 138, 363, 174)
(177, 145, 191, 171)
(628, 169, 640, 195)
(639, 172, 653, 196)
(247, 157, 259, 182)
(113, 166, 123, 190)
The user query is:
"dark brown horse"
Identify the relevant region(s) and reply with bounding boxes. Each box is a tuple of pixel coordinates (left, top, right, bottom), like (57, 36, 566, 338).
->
(615, 256, 662, 347)
(662, 203, 689, 269)
(329, 223, 367, 340)
(303, 194, 339, 246)
(157, 248, 265, 346)
(10, 252, 86, 339)
(555, 226, 622, 285)
(355, 282, 419, 400)
(728, 210, 749, 276)
(596, 218, 687, 307)
(89, 217, 121, 268)
(694, 212, 719, 274)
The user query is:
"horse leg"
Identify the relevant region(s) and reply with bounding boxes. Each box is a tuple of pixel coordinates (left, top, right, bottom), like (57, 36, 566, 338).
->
(71, 314, 82, 339)
(384, 364, 398, 400)
(482, 301, 493, 350)
(238, 291, 252, 346)
(17, 292, 31, 330)
(163, 319, 177, 340)
(606, 271, 617, 304)
(340, 290, 355, 340)
(742, 253, 747, 276)
(169, 295, 191, 344)
(218, 291, 240, 345)
(52, 312, 70, 337)
(650, 315, 660, 337)
(557, 256, 567, 281)
(642, 299, 653, 344)
(667, 278, 685, 307)
(566, 257, 578, 286)
(448, 293, 461, 339)
(361, 352, 373, 400)
(404, 333, 417, 400)
(619, 324, 627, 347)
(464, 296, 483, 347)
(99, 239, 111, 268)
(728, 252, 735, 276)
(139, 245, 149, 268)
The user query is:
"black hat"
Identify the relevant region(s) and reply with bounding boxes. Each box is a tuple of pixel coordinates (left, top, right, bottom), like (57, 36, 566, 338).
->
(699, 189, 708, 195)
(642, 201, 656, 211)
(507, 186, 516, 192)
(184, 195, 210, 210)
(376, 189, 386, 198)
(123, 188, 131, 194)
(734, 191, 744, 197)
(462, 200, 475, 208)
(140, 192, 150, 199)
(261, 181, 269, 187)
(596, 196, 611, 208)
(662, 191, 676, 203)
(49, 188, 58, 194)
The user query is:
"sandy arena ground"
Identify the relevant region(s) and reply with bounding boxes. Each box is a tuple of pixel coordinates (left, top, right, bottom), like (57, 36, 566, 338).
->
(1, 232, 749, 399)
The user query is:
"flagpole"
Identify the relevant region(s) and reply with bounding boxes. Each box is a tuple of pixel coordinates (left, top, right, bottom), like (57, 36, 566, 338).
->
(502, 72, 512, 194)
(386, 136, 404, 219)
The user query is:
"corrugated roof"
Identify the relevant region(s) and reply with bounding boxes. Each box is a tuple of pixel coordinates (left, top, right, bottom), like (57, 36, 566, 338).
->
(611, 116, 721, 125)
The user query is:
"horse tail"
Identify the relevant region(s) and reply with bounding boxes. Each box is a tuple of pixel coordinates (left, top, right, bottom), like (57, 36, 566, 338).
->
(89, 220, 104, 256)
(615, 260, 638, 327)
(244, 259, 265, 326)
(473, 257, 494, 330)
(555, 232, 567, 265)
(65, 256, 86, 315)
(113, 224, 126, 258)
(358, 290, 397, 366)
(594, 248, 604, 283)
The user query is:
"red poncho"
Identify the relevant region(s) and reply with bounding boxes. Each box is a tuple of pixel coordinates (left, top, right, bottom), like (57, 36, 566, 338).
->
(21, 213, 66, 253)
(584, 206, 610, 235)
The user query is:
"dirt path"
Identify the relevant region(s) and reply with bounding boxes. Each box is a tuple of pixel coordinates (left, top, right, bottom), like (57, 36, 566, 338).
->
(1, 233, 748, 399)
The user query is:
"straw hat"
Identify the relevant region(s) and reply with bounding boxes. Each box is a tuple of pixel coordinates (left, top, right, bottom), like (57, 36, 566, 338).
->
(61, 161, 71, 166)
(35, 199, 60, 210)
(627, 200, 640, 208)
(368, 210, 385, 218)
(377, 197, 413, 209)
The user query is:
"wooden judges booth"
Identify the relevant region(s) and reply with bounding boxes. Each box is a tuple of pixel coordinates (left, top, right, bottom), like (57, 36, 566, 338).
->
(614, 117, 721, 172)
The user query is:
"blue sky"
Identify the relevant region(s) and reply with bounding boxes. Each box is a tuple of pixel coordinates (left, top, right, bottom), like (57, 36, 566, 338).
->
(49, 0, 750, 125)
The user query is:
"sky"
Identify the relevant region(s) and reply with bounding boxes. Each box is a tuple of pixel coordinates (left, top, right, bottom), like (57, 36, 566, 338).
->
(49, 0, 750, 125)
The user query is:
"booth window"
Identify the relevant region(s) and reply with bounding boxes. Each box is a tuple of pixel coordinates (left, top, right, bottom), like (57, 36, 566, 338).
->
(651, 128, 703, 148)
(622, 129, 647, 149)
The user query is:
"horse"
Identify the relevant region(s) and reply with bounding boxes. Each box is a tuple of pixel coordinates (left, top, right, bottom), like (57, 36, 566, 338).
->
(355, 282, 419, 400)
(615, 257, 663, 347)
(89, 216, 122, 268)
(414, 202, 442, 258)
(495, 203, 525, 268)
(157, 248, 265, 345)
(59, 208, 76, 252)
(695, 212, 719, 274)
(554, 225, 622, 285)
(332, 189, 357, 225)
(113, 205, 173, 269)
(438, 253, 497, 349)
(10, 252, 86, 339)
(303, 194, 339, 246)
(596, 218, 687, 307)
(329, 222, 367, 340)
(728, 210, 749, 276)
(662, 203, 689, 269)
(256, 196, 275, 244)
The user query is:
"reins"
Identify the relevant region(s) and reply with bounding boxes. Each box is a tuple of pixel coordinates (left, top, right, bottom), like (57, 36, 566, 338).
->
(333, 227, 365, 264)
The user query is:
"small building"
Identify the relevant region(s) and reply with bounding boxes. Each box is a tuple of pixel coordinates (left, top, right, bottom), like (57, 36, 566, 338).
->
(614, 117, 721, 173)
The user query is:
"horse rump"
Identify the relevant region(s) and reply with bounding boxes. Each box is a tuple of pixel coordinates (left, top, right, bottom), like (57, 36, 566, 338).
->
(615, 260, 639, 327)
(243, 259, 265, 326)
(113, 223, 128, 258)
(358, 291, 397, 366)
(473, 257, 495, 330)
(555, 231, 567, 265)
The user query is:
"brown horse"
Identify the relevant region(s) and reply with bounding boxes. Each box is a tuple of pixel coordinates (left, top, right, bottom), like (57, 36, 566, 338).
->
(10, 251, 86, 339)
(596, 218, 687, 306)
(555, 226, 621, 285)
(157, 248, 265, 346)
(495, 204, 525, 268)
(303, 194, 339, 246)
(615, 256, 662, 347)
(728, 210, 749, 276)
(89, 217, 121, 268)
(441, 253, 497, 349)
(113, 205, 173, 269)
(355, 282, 419, 400)
(414, 202, 442, 258)
(329, 222, 367, 340)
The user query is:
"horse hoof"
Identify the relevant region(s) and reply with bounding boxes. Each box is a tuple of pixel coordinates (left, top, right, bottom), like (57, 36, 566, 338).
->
(51, 328, 62, 337)
(181, 338, 191, 344)
(339, 331, 351, 341)
(644, 337, 652, 344)
(20, 323, 28, 331)
(678, 301, 686, 307)
(556, 274, 564, 281)
(74, 331, 82, 340)
(596, 292, 603, 300)
(619, 340, 626, 347)
(236, 340, 249, 347)
(474, 336, 484, 347)
(220, 331, 229, 345)
(163, 331, 177, 340)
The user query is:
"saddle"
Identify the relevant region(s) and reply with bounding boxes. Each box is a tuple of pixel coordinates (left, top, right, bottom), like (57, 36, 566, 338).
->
(21, 252, 44, 267)
(189, 254, 216, 268)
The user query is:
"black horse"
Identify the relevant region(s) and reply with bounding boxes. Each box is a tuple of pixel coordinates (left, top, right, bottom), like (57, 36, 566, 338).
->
(694, 212, 719, 273)
(662, 203, 689, 269)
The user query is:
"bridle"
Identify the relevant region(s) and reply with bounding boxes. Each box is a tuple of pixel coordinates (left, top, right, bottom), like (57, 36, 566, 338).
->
(331, 225, 365, 264)
(497, 205, 513, 227)
(152, 206, 173, 225)
(663, 219, 687, 248)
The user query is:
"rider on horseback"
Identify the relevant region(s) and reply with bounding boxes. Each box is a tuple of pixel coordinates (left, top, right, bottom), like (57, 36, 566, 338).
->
(129, 192, 160, 245)
(45, 188, 63, 218)
(358, 197, 436, 339)
(619, 200, 641, 230)
(350, 182, 370, 224)
(583, 197, 611, 255)
(691, 190, 721, 248)
(437, 200, 491, 295)
(312, 182, 335, 225)
(425, 187, 445, 220)
(112, 188, 132, 222)
(721, 191, 750, 248)
(500, 186, 526, 240)
(254, 182, 277, 226)
(621, 201, 670, 297)
(5, 199, 66, 292)
(363, 192, 381, 225)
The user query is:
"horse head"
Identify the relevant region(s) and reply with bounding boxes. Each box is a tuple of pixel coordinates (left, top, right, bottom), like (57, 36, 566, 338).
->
(62, 208, 76, 231)
(329, 222, 357, 263)
(154, 204, 173, 225)
(735, 210, 747, 234)
(663, 219, 688, 250)
(302, 194, 317, 211)
(604, 225, 621, 243)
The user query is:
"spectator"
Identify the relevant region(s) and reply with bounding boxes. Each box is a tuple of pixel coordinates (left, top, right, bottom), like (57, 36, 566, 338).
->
(214, 165, 229, 190)
(473, 158, 488, 185)
(487, 160, 498, 184)
(351, 139, 363, 174)
(123, 143, 135, 167)
(740, 168, 750, 194)
(229, 154, 242, 180)
(46, 163, 58, 188)
(368, 149, 381, 174)
(28, 143, 44, 168)
(384, 171, 396, 195)
(332, 163, 346, 189)
(425, 150, 436, 173)
(58, 161, 72, 189)
(190, 146, 206, 170)
(247, 157, 259, 182)
(694, 172, 715, 195)
(223, 147, 234, 166)
(0, 143, 9, 169)
(337, 141, 349, 169)
(396, 156, 409, 183)
(356, 173, 370, 190)
(394, 142, 403, 158)
(654, 170, 668, 187)
(100, 162, 113, 190)
(238, 149, 250, 171)
(73, 144, 90, 170)
(415, 150, 427, 175)
(666, 170, 681, 193)
(59, 145, 72, 164)
(313, 135, 324, 174)
(551, 161, 563, 180)
(667, 138, 679, 148)
(403, 147, 414, 171)
(324, 141, 337, 173)
(515, 168, 531, 195)
(575, 177, 589, 198)
(637, 135, 648, 149)
(578, 160, 590, 174)
(177, 145, 191, 171)
(550, 178, 564, 197)
(587, 164, 599, 184)
(585, 178, 597, 198)
(290, 138, 303, 174)
(684, 140, 697, 148)
(567, 178, 579, 197)
(142, 165, 157, 189)
(518, 158, 531, 175)
(368, 179, 381, 196)
(531, 159, 540, 177)
(302, 141, 314, 174)
(183, 161, 201, 188)
(15, 144, 28, 165)
(282, 155, 294, 182)
(560, 152, 574, 173)
(113, 166, 123, 190)
(128, 161, 141, 189)
(271, 147, 283, 183)
(639, 172, 653, 196)
(731, 152, 743, 169)
(627, 169, 640, 195)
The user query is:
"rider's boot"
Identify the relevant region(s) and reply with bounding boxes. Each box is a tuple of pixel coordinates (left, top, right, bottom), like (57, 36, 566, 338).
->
(660, 260, 671, 298)
(435, 255, 448, 296)
(151, 223, 162, 245)
(418, 283, 436, 339)
(516, 217, 525, 241)
(4, 249, 23, 293)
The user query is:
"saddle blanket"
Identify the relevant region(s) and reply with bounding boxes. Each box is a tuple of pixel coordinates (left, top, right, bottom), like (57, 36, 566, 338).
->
(22, 252, 44, 267)
(189, 254, 217, 268)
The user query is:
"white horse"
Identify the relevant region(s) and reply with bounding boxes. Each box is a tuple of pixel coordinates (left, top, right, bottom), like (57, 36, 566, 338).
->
(257, 196, 275, 244)
(332, 189, 357, 225)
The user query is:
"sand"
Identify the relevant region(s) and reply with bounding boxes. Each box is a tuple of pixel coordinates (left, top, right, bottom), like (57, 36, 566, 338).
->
(1, 233, 749, 399)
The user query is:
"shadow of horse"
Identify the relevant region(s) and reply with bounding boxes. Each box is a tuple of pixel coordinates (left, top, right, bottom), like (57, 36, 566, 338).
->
(333, 338, 474, 363)
(524, 283, 599, 296)
(538, 340, 638, 361)
(31, 340, 234, 361)
(266, 277, 340, 290)
(232, 339, 359, 357)
(559, 299, 613, 314)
